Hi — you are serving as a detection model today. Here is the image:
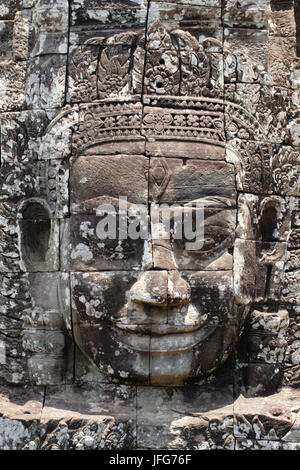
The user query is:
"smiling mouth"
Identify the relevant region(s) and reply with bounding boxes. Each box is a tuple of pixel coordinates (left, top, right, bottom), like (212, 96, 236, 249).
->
(111, 323, 216, 353)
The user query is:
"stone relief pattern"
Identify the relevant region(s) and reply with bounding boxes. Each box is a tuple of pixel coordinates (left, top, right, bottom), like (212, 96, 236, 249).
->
(0, 0, 299, 450)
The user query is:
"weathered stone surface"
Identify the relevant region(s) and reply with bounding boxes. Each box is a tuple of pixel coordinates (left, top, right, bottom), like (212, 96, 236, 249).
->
(0, 110, 49, 163)
(68, 44, 99, 103)
(223, 0, 270, 29)
(70, 0, 147, 32)
(170, 208, 236, 269)
(236, 438, 300, 450)
(25, 54, 67, 109)
(224, 28, 269, 74)
(0, 384, 136, 449)
(73, 101, 144, 156)
(147, 2, 223, 47)
(0, 1, 22, 20)
(13, 11, 30, 61)
(0, 385, 43, 449)
(0, 60, 26, 111)
(283, 341, 300, 387)
(268, 36, 300, 87)
(70, 155, 149, 210)
(226, 140, 274, 194)
(149, 158, 235, 203)
(234, 387, 300, 440)
(61, 216, 146, 271)
(269, 2, 296, 38)
(245, 308, 289, 364)
(69, 267, 247, 385)
(71, 271, 164, 326)
(33, 0, 68, 33)
(0, 20, 14, 60)
(234, 240, 287, 304)
(137, 386, 234, 449)
(0, 0, 299, 450)
(236, 194, 291, 242)
(281, 270, 300, 305)
(40, 384, 136, 449)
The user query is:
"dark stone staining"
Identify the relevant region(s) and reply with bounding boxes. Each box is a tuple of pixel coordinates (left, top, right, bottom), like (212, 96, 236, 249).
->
(72, 272, 134, 324)
(260, 205, 278, 242)
(21, 202, 50, 267)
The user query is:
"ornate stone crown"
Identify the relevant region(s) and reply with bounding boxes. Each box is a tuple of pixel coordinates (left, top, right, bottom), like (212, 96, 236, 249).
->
(70, 20, 266, 155)
(39, 19, 298, 197)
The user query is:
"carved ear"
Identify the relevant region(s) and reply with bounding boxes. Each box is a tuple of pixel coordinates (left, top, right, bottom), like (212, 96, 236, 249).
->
(234, 196, 289, 304)
(259, 198, 282, 242)
(19, 199, 52, 271)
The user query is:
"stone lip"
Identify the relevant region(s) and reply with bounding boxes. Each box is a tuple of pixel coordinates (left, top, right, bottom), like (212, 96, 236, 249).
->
(113, 323, 216, 353)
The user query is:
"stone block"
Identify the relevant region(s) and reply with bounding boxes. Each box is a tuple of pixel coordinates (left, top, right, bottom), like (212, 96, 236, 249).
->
(0, 20, 14, 60)
(286, 249, 300, 271)
(70, 0, 147, 31)
(149, 158, 236, 204)
(0, 60, 26, 111)
(73, 322, 150, 384)
(0, 1, 21, 20)
(25, 54, 67, 109)
(25, 272, 70, 330)
(167, 271, 242, 326)
(223, 0, 270, 29)
(70, 155, 149, 211)
(67, 44, 99, 103)
(236, 194, 291, 242)
(226, 140, 273, 194)
(70, 271, 168, 326)
(0, 110, 50, 163)
(272, 146, 300, 195)
(281, 270, 300, 305)
(170, 210, 236, 270)
(234, 239, 288, 304)
(268, 36, 300, 87)
(137, 385, 234, 449)
(40, 383, 136, 449)
(33, 1, 68, 33)
(73, 101, 144, 156)
(39, 106, 78, 161)
(31, 30, 68, 56)
(236, 438, 300, 450)
(269, 3, 296, 37)
(234, 387, 299, 439)
(0, 385, 43, 449)
(224, 28, 269, 76)
(0, 273, 31, 325)
(147, 2, 222, 47)
(151, 0, 221, 6)
(13, 11, 30, 61)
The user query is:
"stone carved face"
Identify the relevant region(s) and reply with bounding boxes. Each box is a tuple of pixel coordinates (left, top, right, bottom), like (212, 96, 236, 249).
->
(60, 150, 247, 385)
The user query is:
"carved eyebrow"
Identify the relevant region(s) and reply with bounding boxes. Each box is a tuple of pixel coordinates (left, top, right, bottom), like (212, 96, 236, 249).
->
(183, 197, 236, 209)
(71, 195, 146, 214)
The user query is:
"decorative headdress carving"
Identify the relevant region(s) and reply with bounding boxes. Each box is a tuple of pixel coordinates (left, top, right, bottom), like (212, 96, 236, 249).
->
(38, 20, 299, 200)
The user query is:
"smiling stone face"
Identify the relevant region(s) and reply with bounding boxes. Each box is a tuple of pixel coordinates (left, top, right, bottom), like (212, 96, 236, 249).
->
(61, 150, 247, 385)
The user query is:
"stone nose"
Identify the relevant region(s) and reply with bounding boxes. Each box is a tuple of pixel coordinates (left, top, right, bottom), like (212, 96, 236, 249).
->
(129, 270, 190, 307)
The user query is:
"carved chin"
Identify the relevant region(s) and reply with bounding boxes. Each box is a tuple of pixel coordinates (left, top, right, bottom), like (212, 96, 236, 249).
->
(73, 321, 238, 386)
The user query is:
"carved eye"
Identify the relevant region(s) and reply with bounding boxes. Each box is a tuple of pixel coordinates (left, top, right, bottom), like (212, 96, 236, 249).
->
(174, 225, 232, 255)
(260, 206, 277, 242)
(21, 201, 51, 268)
